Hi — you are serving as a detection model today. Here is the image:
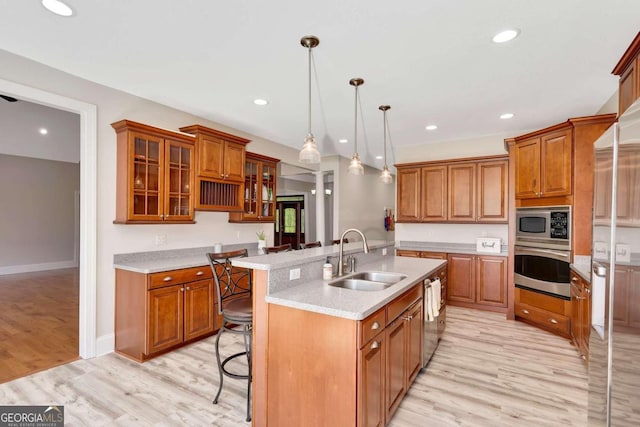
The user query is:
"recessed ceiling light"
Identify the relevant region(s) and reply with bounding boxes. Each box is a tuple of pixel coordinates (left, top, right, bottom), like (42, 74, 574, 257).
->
(42, 0, 74, 17)
(338, 138, 348, 144)
(425, 125, 438, 131)
(500, 113, 515, 120)
(375, 155, 383, 160)
(253, 99, 268, 106)
(39, 128, 48, 135)
(492, 29, 520, 44)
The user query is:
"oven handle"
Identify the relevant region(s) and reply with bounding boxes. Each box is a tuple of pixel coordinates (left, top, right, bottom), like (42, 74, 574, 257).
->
(514, 245, 571, 262)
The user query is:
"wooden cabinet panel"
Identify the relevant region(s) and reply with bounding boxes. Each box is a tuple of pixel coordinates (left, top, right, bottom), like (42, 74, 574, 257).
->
(184, 279, 215, 341)
(149, 265, 212, 289)
(395, 249, 420, 257)
(422, 166, 447, 221)
(619, 61, 637, 116)
(515, 287, 571, 338)
(514, 138, 540, 199)
(229, 152, 280, 223)
(447, 254, 475, 303)
(540, 130, 572, 197)
(477, 160, 508, 222)
(630, 268, 640, 328)
(476, 256, 507, 307)
(396, 168, 421, 222)
(223, 141, 246, 182)
(570, 271, 591, 360)
(148, 285, 184, 354)
(358, 332, 385, 427)
(385, 316, 406, 421)
(198, 135, 225, 179)
(448, 163, 475, 221)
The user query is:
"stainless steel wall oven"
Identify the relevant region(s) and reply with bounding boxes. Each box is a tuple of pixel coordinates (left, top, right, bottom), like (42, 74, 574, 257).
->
(515, 206, 571, 299)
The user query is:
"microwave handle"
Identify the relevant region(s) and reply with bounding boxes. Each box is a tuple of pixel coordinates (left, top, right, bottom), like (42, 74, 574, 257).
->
(514, 246, 571, 262)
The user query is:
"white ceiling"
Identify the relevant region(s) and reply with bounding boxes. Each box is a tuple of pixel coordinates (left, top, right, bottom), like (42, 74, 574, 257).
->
(1, 1, 639, 168)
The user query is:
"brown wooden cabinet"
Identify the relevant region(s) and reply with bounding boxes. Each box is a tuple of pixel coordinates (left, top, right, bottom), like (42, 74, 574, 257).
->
(228, 152, 279, 223)
(115, 265, 216, 362)
(514, 129, 572, 200)
(515, 287, 571, 338)
(358, 330, 385, 427)
(594, 145, 640, 227)
(112, 120, 195, 224)
(612, 265, 640, 329)
(570, 270, 591, 361)
(447, 253, 507, 312)
(179, 124, 250, 212)
(613, 32, 640, 116)
(396, 156, 507, 224)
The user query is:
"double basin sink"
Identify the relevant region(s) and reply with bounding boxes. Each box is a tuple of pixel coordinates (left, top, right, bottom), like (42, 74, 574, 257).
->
(329, 271, 407, 292)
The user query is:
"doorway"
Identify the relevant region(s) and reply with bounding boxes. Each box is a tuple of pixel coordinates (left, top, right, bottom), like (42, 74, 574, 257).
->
(275, 195, 305, 249)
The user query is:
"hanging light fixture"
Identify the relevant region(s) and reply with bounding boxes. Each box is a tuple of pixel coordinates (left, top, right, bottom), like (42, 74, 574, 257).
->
(379, 105, 393, 184)
(347, 78, 365, 175)
(298, 36, 321, 164)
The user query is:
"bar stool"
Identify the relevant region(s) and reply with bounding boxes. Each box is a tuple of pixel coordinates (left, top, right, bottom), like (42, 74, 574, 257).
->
(207, 249, 253, 422)
(331, 238, 348, 245)
(299, 241, 322, 249)
(264, 243, 292, 253)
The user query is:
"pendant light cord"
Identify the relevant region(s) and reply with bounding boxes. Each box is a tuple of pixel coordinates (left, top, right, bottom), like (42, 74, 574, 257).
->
(307, 46, 312, 135)
(354, 85, 359, 155)
(383, 111, 388, 168)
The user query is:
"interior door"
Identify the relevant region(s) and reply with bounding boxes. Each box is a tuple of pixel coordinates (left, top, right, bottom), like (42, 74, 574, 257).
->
(275, 197, 304, 248)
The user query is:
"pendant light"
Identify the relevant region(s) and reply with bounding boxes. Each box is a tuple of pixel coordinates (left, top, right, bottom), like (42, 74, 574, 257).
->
(347, 78, 365, 175)
(379, 105, 393, 184)
(298, 36, 321, 164)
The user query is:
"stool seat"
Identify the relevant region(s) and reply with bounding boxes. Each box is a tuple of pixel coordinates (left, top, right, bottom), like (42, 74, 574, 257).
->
(222, 297, 253, 322)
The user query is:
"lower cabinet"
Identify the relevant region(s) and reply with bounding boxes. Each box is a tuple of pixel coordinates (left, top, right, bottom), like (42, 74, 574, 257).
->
(359, 330, 386, 427)
(447, 254, 508, 312)
(570, 270, 591, 361)
(612, 265, 640, 328)
(115, 265, 216, 362)
(515, 287, 571, 338)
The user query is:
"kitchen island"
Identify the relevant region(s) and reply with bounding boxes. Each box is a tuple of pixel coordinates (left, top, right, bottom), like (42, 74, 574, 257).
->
(232, 241, 446, 427)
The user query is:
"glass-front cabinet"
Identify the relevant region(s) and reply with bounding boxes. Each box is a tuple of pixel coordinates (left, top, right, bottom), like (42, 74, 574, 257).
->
(112, 120, 195, 223)
(229, 152, 279, 223)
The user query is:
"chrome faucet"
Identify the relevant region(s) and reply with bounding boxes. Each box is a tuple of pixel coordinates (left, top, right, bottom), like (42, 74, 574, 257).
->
(338, 228, 370, 276)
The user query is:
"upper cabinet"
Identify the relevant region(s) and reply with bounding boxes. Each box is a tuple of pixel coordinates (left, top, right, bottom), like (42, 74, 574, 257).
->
(179, 125, 250, 212)
(228, 152, 280, 223)
(514, 129, 572, 199)
(613, 32, 640, 116)
(396, 156, 508, 224)
(112, 120, 195, 224)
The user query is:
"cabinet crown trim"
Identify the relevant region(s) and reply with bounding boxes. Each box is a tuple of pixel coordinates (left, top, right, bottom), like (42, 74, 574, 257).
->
(111, 120, 196, 144)
(612, 31, 640, 75)
(246, 151, 281, 163)
(506, 113, 617, 145)
(395, 154, 508, 169)
(179, 124, 251, 145)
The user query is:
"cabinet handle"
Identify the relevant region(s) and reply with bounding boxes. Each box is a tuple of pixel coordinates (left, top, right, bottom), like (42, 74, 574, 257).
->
(581, 354, 586, 360)
(163, 276, 173, 282)
(403, 315, 413, 321)
(522, 309, 530, 315)
(575, 296, 586, 300)
(585, 288, 591, 294)
(371, 341, 379, 350)
(185, 286, 191, 291)
(549, 318, 558, 324)
(220, 173, 225, 177)
(196, 271, 204, 276)
(371, 321, 380, 330)
(571, 276, 579, 283)
(180, 287, 185, 292)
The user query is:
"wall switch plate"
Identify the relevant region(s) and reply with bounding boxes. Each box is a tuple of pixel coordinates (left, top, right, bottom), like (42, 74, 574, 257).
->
(382, 248, 388, 256)
(289, 268, 300, 280)
(616, 244, 631, 263)
(593, 241, 608, 261)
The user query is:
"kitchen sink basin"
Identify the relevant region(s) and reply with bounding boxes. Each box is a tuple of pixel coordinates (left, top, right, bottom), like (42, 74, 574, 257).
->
(349, 271, 407, 284)
(328, 278, 393, 292)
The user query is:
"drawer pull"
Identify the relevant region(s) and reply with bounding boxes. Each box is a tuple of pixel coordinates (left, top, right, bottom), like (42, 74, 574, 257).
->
(403, 315, 413, 321)
(163, 276, 173, 282)
(371, 341, 379, 350)
(371, 321, 380, 330)
(196, 271, 204, 276)
(185, 286, 191, 291)
(522, 309, 530, 315)
(549, 318, 558, 324)
(585, 288, 591, 294)
(575, 296, 586, 300)
(571, 277, 579, 283)
(180, 287, 185, 292)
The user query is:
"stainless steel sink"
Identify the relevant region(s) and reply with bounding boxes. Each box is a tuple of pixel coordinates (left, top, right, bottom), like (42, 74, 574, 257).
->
(349, 271, 407, 284)
(328, 278, 393, 291)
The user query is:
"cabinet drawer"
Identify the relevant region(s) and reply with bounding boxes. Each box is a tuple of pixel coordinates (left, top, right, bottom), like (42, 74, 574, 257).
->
(387, 285, 422, 325)
(149, 265, 212, 289)
(515, 302, 570, 336)
(516, 287, 569, 316)
(359, 308, 386, 348)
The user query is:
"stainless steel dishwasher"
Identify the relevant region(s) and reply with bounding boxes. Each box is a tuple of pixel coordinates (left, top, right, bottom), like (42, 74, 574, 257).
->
(422, 277, 439, 368)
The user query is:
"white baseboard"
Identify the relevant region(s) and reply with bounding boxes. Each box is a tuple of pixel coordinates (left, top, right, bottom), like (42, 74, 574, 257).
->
(95, 333, 114, 357)
(0, 260, 78, 276)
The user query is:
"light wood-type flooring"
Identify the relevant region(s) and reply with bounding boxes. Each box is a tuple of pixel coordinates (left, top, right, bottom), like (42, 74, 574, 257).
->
(0, 306, 587, 426)
(0, 268, 79, 383)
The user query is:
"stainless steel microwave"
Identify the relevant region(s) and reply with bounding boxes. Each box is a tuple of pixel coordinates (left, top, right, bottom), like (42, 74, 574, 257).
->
(515, 206, 571, 250)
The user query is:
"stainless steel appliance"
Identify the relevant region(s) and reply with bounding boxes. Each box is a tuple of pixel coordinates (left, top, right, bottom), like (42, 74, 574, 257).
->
(515, 206, 572, 299)
(422, 276, 441, 368)
(588, 99, 640, 426)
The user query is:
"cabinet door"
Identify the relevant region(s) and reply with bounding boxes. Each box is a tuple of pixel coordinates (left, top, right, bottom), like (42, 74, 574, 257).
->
(570, 275, 581, 348)
(259, 161, 277, 221)
(477, 160, 508, 222)
(476, 256, 507, 307)
(514, 138, 540, 199)
(629, 267, 640, 329)
(613, 267, 629, 326)
(358, 333, 385, 427)
(594, 152, 612, 224)
(184, 279, 214, 341)
(242, 158, 260, 220)
(385, 316, 407, 421)
(395, 250, 420, 257)
(223, 141, 246, 182)
(619, 59, 637, 116)
(405, 300, 423, 386)
(147, 285, 184, 354)
(447, 254, 475, 303)
(164, 139, 194, 221)
(396, 168, 421, 222)
(421, 166, 447, 221)
(448, 163, 476, 221)
(540, 130, 572, 198)
(198, 135, 225, 179)
(129, 131, 164, 221)
(581, 281, 591, 357)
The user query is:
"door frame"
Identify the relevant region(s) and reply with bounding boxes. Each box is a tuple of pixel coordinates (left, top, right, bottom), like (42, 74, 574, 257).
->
(0, 78, 98, 359)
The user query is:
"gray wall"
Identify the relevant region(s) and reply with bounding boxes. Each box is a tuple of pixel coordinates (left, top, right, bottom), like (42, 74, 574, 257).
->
(0, 154, 79, 270)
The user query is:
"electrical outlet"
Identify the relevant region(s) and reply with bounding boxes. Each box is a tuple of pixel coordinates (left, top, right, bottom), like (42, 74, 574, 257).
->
(289, 268, 300, 280)
(155, 234, 167, 245)
(616, 244, 631, 263)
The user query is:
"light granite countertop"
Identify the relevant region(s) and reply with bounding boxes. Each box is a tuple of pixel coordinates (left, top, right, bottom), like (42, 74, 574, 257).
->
(570, 263, 591, 283)
(396, 241, 508, 257)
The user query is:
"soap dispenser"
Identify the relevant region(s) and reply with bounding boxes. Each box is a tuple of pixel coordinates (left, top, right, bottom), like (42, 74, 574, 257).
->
(323, 258, 333, 280)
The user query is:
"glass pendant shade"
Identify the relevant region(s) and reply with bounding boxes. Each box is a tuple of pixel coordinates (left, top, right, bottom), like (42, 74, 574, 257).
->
(379, 166, 392, 184)
(299, 133, 320, 163)
(348, 153, 364, 175)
